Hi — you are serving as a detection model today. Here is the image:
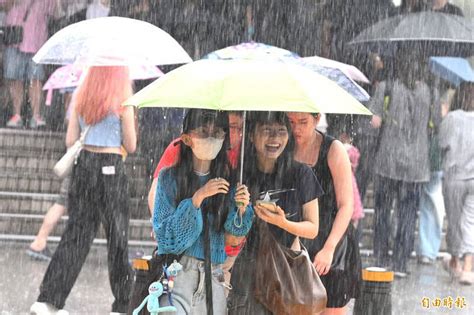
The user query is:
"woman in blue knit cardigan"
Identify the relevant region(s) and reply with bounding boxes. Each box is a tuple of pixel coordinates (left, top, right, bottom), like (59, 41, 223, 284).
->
(152, 109, 254, 315)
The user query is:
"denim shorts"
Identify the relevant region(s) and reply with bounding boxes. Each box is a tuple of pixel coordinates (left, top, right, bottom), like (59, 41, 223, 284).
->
(54, 176, 70, 208)
(3, 46, 45, 81)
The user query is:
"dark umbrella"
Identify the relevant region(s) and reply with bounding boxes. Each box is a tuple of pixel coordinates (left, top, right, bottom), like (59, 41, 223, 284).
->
(349, 12, 474, 57)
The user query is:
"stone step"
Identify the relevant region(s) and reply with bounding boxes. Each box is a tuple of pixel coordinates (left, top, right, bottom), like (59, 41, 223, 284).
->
(0, 171, 149, 199)
(0, 128, 65, 153)
(0, 150, 149, 179)
(0, 213, 154, 243)
(0, 191, 150, 220)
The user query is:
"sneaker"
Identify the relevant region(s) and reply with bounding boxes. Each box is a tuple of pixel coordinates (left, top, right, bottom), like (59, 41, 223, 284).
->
(459, 271, 474, 285)
(6, 114, 23, 128)
(393, 271, 408, 279)
(29, 116, 47, 129)
(418, 256, 434, 265)
(26, 247, 53, 262)
(30, 302, 69, 315)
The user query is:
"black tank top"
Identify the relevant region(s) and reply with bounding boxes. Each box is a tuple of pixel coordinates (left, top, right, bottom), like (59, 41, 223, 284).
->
(302, 132, 338, 257)
(313, 132, 338, 220)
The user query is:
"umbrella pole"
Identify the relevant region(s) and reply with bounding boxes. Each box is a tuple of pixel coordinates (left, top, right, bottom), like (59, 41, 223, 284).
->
(239, 111, 247, 184)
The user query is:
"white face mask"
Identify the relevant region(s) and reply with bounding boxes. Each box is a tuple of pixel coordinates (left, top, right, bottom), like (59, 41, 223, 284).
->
(191, 137, 224, 161)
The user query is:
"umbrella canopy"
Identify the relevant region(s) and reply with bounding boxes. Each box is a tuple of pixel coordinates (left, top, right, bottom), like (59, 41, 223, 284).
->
(43, 64, 164, 105)
(429, 56, 474, 86)
(203, 42, 370, 102)
(125, 59, 372, 115)
(205, 42, 300, 61)
(349, 12, 474, 56)
(296, 59, 370, 102)
(33, 17, 192, 66)
(302, 56, 370, 83)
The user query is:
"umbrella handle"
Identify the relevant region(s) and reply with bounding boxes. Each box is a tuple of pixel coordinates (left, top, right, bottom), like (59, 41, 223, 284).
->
(239, 111, 247, 184)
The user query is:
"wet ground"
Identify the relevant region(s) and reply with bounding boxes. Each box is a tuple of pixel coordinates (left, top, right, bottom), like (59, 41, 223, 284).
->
(1, 241, 472, 314)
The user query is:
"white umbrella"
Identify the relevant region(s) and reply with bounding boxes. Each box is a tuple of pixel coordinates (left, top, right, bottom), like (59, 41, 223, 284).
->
(33, 17, 192, 66)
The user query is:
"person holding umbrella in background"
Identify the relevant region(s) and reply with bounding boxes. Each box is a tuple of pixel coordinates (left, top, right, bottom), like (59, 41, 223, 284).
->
(368, 53, 432, 278)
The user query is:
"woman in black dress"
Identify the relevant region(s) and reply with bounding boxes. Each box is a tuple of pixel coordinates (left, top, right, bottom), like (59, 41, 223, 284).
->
(288, 112, 361, 315)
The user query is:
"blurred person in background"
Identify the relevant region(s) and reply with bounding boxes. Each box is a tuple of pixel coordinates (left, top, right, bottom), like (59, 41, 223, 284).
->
(440, 83, 474, 285)
(430, 0, 463, 15)
(1, 0, 58, 128)
(368, 54, 431, 278)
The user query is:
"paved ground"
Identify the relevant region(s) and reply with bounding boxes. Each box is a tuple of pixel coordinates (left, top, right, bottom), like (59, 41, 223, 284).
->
(1, 240, 473, 314)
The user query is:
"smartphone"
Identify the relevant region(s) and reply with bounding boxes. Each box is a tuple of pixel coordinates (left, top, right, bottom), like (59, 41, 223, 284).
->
(255, 200, 278, 213)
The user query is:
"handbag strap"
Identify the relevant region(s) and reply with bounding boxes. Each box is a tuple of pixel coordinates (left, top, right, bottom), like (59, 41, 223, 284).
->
(79, 126, 91, 144)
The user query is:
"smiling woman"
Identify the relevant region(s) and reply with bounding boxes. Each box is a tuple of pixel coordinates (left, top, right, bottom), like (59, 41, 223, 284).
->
(228, 111, 324, 314)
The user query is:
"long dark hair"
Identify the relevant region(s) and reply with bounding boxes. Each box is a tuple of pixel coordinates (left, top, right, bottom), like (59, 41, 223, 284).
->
(243, 111, 296, 203)
(173, 109, 232, 231)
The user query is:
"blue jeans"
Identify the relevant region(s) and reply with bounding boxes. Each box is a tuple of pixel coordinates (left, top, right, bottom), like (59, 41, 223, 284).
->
(418, 171, 445, 260)
(159, 256, 227, 315)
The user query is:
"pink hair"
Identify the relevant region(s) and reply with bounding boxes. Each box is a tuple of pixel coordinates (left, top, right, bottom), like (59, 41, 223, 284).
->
(74, 66, 133, 125)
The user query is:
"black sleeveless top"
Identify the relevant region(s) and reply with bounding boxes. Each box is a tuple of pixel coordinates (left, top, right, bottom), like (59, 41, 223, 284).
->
(299, 133, 337, 256)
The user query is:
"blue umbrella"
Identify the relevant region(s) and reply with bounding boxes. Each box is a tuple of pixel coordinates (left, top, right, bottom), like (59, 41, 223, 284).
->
(429, 56, 474, 86)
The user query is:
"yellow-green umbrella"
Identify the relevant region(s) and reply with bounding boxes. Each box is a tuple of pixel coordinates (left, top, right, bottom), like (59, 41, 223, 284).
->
(125, 59, 372, 115)
(125, 59, 372, 183)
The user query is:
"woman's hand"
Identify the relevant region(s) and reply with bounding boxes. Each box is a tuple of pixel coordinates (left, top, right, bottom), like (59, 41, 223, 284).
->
(313, 246, 334, 276)
(192, 178, 229, 208)
(234, 184, 250, 214)
(254, 203, 286, 228)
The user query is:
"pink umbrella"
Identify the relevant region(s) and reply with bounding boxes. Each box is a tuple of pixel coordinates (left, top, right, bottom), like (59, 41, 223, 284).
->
(43, 64, 164, 105)
(302, 56, 370, 84)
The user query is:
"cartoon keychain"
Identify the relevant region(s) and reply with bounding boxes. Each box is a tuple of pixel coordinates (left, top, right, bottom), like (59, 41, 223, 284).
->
(132, 281, 177, 315)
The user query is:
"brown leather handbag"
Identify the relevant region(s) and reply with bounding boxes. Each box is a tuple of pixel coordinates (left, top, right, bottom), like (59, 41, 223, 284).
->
(254, 221, 327, 315)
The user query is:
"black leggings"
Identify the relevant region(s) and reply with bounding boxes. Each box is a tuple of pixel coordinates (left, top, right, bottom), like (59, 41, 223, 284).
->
(38, 151, 132, 312)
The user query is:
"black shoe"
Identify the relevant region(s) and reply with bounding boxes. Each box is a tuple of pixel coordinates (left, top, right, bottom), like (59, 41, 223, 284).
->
(26, 247, 53, 261)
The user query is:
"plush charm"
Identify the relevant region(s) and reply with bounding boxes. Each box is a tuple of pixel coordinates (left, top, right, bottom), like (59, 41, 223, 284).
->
(166, 260, 183, 278)
(132, 281, 177, 315)
(165, 260, 183, 292)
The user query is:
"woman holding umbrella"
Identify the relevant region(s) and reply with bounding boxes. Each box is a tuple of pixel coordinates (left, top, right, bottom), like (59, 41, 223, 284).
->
(287, 112, 361, 315)
(228, 111, 322, 314)
(152, 109, 253, 314)
(30, 66, 137, 315)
